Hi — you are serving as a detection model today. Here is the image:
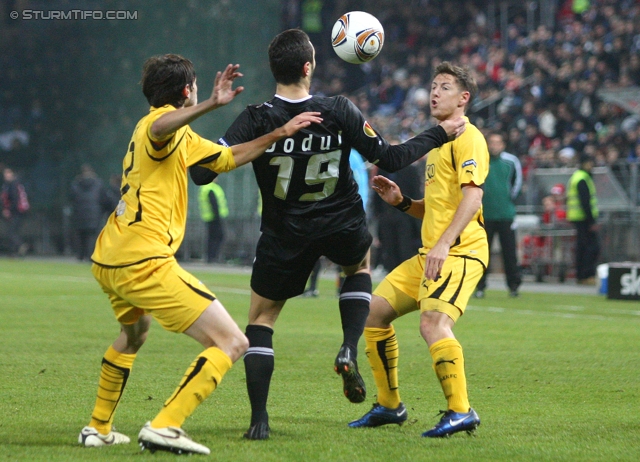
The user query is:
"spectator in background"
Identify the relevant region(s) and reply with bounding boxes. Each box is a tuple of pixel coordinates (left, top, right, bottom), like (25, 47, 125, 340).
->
(1, 167, 30, 256)
(104, 174, 123, 212)
(542, 183, 567, 226)
(373, 159, 423, 274)
(198, 177, 229, 263)
(527, 183, 568, 280)
(475, 131, 523, 298)
(69, 164, 110, 261)
(0, 126, 29, 152)
(303, 258, 323, 297)
(567, 153, 600, 285)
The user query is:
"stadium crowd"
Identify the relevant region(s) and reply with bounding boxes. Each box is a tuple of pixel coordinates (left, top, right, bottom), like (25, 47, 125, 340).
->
(298, 0, 640, 197)
(1, 0, 639, 255)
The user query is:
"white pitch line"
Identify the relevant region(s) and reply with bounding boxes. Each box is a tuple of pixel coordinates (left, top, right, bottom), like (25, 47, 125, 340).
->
(0, 271, 253, 295)
(607, 308, 640, 316)
(553, 305, 585, 311)
(467, 305, 635, 322)
(0, 272, 93, 283)
(214, 287, 252, 296)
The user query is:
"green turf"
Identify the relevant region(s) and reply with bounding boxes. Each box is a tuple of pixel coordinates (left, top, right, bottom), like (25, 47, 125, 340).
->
(1, 258, 639, 461)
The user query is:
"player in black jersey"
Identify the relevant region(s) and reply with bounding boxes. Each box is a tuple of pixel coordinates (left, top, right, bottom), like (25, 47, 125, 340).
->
(190, 29, 466, 440)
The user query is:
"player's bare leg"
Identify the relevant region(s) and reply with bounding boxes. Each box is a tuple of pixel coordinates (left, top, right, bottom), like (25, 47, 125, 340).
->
(139, 300, 248, 454)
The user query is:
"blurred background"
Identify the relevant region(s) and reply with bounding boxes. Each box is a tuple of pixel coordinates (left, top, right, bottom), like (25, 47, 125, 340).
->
(1, 0, 638, 276)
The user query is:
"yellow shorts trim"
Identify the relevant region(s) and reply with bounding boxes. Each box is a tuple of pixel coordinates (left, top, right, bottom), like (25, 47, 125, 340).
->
(373, 254, 484, 322)
(92, 258, 216, 333)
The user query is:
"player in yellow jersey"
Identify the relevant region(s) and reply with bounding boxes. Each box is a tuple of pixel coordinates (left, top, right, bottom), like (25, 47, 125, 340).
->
(78, 54, 321, 455)
(349, 62, 488, 438)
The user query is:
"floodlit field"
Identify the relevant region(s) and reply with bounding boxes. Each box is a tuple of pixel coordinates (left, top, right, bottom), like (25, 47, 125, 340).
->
(1, 258, 639, 461)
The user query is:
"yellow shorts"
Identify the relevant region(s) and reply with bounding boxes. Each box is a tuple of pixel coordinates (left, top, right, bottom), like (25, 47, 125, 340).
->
(373, 253, 484, 322)
(92, 257, 216, 333)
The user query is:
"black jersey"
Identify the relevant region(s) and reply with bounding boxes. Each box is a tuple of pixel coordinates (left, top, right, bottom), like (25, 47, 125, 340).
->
(192, 94, 449, 239)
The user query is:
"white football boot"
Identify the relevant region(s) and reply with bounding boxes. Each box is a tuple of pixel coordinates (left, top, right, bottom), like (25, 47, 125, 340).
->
(138, 422, 210, 455)
(78, 426, 131, 447)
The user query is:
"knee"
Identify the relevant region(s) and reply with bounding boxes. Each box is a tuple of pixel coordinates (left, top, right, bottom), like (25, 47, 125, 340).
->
(420, 310, 442, 335)
(128, 331, 148, 352)
(419, 312, 454, 345)
(419, 316, 433, 339)
(119, 315, 153, 351)
(366, 296, 397, 328)
(226, 332, 249, 363)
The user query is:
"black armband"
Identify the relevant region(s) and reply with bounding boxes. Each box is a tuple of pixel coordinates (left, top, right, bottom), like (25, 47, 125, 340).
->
(394, 195, 413, 212)
(189, 165, 218, 185)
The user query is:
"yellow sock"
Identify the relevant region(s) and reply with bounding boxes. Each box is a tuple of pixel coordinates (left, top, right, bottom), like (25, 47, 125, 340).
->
(151, 347, 232, 429)
(429, 338, 469, 413)
(89, 345, 136, 434)
(364, 326, 400, 409)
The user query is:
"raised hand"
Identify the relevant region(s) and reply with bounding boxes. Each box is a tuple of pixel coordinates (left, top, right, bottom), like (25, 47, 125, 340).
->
(372, 175, 402, 206)
(211, 64, 244, 108)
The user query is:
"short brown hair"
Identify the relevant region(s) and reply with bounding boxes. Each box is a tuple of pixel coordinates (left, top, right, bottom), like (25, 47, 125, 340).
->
(434, 62, 478, 112)
(268, 29, 314, 85)
(141, 54, 196, 108)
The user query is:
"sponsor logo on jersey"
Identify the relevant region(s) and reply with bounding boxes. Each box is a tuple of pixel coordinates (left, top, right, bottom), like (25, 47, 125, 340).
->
(425, 163, 436, 188)
(426, 164, 436, 180)
(462, 159, 477, 168)
(363, 121, 377, 138)
(217, 137, 230, 147)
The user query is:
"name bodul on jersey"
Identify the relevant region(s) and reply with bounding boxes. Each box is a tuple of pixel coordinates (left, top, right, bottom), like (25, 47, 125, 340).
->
(264, 132, 347, 154)
(331, 11, 384, 64)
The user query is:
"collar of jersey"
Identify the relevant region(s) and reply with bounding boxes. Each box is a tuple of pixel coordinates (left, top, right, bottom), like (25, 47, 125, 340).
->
(274, 94, 313, 103)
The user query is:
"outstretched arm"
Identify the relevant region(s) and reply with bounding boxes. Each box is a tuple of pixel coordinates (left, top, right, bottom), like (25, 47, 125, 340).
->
(190, 111, 324, 185)
(151, 64, 245, 139)
(371, 118, 466, 172)
(230, 112, 323, 168)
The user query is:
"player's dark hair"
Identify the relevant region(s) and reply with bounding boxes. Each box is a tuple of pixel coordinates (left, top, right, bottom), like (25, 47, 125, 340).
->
(434, 61, 478, 113)
(141, 54, 196, 108)
(268, 29, 314, 85)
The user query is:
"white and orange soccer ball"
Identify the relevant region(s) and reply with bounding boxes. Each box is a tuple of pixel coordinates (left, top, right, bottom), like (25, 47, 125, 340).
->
(331, 11, 384, 64)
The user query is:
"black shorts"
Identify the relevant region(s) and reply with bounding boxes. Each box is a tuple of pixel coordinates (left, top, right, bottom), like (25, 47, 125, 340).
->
(251, 219, 372, 301)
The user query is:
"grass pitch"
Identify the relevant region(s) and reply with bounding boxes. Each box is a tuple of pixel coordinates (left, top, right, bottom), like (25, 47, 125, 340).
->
(0, 258, 639, 461)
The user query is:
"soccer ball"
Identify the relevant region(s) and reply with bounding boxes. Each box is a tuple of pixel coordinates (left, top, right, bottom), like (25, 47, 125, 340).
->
(331, 11, 384, 64)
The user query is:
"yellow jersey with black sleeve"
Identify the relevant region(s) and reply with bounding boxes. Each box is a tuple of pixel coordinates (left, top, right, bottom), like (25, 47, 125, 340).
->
(92, 105, 236, 267)
(420, 117, 489, 266)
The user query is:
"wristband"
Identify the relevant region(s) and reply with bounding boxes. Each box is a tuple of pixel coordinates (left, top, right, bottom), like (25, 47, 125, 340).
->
(394, 195, 413, 212)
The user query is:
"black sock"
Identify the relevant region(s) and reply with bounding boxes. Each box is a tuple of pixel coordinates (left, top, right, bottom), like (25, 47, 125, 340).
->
(338, 273, 372, 356)
(244, 324, 274, 426)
